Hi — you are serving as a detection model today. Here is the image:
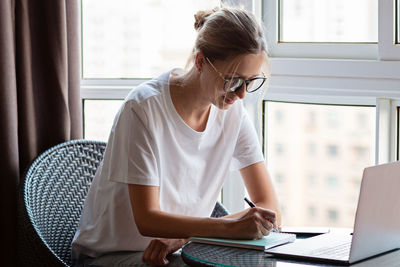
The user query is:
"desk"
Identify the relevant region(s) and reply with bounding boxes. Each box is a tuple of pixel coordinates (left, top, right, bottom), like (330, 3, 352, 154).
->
(85, 251, 187, 266)
(181, 241, 400, 267)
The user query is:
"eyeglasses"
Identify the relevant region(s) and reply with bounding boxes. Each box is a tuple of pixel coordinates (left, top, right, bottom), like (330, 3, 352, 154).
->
(206, 57, 267, 93)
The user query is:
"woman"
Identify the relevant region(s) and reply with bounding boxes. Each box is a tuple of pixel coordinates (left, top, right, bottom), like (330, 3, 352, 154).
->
(72, 7, 281, 266)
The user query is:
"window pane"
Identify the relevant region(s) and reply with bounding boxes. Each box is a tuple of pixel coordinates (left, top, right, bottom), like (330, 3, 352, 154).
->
(84, 100, 124, 141)
(279, 0, 378, 43)
(265, 102, 376, 227)
(82, 0, 219, 79)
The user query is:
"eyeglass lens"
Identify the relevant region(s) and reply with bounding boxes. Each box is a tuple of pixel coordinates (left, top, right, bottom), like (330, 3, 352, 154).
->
(224, 77, 265, 93)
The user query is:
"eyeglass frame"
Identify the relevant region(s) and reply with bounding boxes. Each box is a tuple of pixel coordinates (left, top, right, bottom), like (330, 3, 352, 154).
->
(205, 57, 267, 93)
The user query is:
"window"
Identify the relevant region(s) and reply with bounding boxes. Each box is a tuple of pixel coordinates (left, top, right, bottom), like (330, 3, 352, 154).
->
(265, 0, 400, 59)
(308, 206, 316, 217)
(308, 174, 316, 186)
(327, 209, 339, 223)
(275, 173, 284, 184)
(377, 0, 400, 59)
(83, 100, 123, 141)
(357, 113, 368, 128)
(308, 143, 316, 156)
(81, 0, 220, 78)
(80, 0, 255, 137)
(327, 145, 338, 157)
(306, 111, 316, 129)
(326, 111, 339, 127)
(275, 110, 284, 123)
(276, 143, 284, 154)
(280, 0, 378, 43)
(265, 102, 376, 227)
(326, 176, 339, 191)
(80, 0, 400, 216)
(80, 0, 258, 213)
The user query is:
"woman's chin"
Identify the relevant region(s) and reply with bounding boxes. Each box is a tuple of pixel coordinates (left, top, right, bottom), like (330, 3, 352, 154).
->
(215, 97, 235, 110)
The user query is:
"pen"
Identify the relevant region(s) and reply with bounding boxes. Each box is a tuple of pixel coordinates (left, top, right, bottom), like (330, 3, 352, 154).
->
(244, 197, 279, 233)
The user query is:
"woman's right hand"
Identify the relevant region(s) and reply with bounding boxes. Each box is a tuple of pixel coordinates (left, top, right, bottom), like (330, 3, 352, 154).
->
(228, 207, 277, 239)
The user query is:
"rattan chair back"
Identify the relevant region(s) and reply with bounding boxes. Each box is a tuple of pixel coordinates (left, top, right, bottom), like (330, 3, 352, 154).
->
(22, 140, 107, 266)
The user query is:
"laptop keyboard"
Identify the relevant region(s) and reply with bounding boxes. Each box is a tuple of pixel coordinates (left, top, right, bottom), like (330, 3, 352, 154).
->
(309, 241, 351, 260)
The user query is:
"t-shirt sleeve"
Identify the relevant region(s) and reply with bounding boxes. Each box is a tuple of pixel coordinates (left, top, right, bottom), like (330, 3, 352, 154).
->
(102, 101, 159, 186)
(230, 111, 265, 171)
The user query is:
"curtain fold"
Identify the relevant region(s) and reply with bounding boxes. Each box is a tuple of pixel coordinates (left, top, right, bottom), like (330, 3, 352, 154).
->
(0, 0, 82, 265)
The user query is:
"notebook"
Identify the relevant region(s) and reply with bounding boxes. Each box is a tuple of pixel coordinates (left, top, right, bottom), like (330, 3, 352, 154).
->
(190, 232, 296, 251)
(280, 226, 330, 238)
(266, 161, 400, 265)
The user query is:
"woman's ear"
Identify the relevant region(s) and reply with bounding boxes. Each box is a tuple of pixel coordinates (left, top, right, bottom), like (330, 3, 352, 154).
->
(194, 51, 206, 73)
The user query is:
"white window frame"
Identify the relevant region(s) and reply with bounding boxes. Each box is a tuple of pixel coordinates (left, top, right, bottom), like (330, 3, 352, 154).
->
(376, 98, 400, 163)
(263, 0, 379, 60)
(264, 0, 400, 60)
(379, 0, 400, 60)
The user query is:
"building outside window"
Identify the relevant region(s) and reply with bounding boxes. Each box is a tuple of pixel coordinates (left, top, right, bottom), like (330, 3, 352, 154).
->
(265, 102, 376, 227)
(328, 209, 339, 223)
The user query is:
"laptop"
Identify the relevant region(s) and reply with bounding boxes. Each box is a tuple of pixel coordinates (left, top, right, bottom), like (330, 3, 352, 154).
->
(266, 161, 400, 265)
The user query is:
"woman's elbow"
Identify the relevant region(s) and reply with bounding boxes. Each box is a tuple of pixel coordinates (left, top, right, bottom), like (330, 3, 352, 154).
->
(134, 213, 158, 237)
(136, 224, 152, 237)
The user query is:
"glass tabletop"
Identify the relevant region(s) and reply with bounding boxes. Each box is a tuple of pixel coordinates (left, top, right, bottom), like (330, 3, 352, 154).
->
(181, 241, 400, 267)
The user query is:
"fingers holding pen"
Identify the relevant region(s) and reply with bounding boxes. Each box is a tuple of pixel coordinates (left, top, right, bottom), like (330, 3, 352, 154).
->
(253, 207, 276, 233)
(231, 205, 279, 239)
(244, 207, 276, 237)
(264, 211, 278, 232)
(244, 197, 278, 232)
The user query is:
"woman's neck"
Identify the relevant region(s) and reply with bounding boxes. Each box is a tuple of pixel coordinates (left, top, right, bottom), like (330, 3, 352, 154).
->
(169, 69, 212, 132)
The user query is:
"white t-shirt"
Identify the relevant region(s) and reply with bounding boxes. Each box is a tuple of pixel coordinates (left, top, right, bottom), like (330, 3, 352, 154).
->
(71, 69, 264, 258)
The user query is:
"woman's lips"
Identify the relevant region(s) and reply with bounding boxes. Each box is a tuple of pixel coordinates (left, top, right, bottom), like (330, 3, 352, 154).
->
(224, 97, 236, 105)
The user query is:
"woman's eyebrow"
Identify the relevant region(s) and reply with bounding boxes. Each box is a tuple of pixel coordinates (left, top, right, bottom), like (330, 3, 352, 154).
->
(225, 73, 262, 79)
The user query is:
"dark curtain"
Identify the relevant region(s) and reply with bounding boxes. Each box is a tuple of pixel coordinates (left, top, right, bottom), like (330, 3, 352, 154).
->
(0, 0, 82, 265)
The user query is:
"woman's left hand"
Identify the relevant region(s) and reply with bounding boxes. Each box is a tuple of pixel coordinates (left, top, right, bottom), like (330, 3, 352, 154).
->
(142, 238, 188, 266)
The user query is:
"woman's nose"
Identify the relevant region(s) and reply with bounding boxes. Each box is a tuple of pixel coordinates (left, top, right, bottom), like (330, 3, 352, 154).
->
(235, 85, 246, 99)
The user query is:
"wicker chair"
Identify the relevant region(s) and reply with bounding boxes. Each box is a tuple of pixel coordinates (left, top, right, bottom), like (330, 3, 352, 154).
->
(18, 139, 229, 266)
(18, 140, 107, 266)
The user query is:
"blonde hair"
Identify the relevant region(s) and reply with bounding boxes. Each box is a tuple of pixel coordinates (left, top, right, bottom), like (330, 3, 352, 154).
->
(193, 7, 268, 63)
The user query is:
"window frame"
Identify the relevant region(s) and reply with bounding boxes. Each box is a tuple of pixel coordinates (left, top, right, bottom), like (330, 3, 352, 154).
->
(379, 0, 400, 60)
(79, 0, 400, 215)
(264, 0, 400, 60)
(263, 0, 379, 60)
(376, 98, 400, 164)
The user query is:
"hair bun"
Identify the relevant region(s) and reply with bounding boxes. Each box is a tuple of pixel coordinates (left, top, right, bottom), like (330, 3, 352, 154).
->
(194, 8, 218, 31)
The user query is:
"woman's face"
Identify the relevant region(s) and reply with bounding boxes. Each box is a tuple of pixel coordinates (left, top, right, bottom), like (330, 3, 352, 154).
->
(202, 52, 266, 110)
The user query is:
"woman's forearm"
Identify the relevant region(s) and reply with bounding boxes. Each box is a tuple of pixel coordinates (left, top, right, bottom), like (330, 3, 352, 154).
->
(129, 185, 237, 238)
(135, 209, 234, 238)
(128, 184, 278, 239)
